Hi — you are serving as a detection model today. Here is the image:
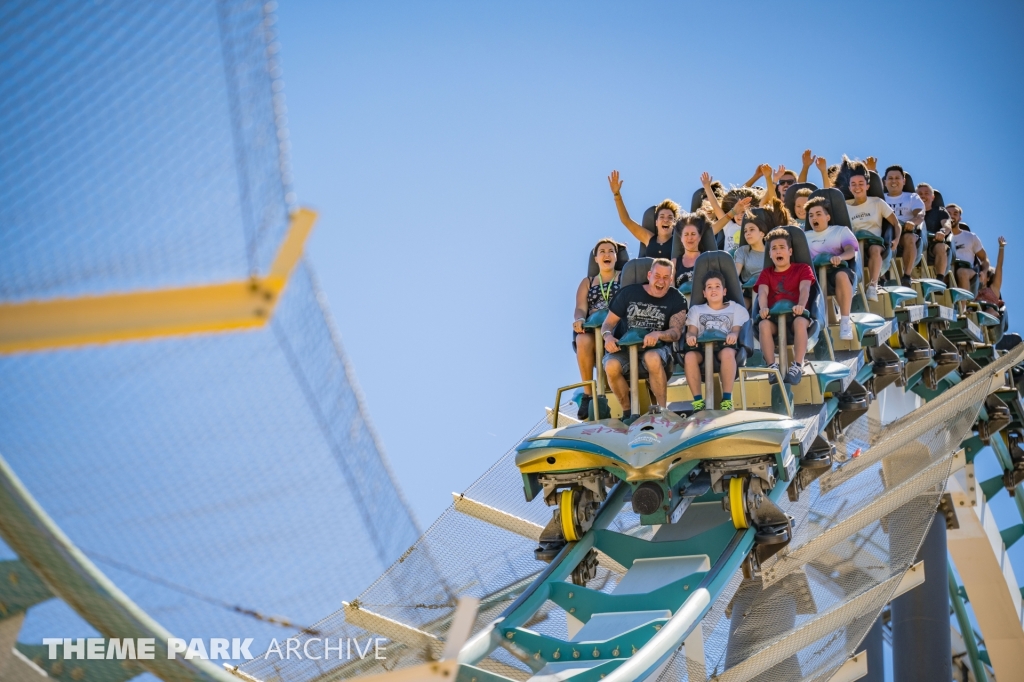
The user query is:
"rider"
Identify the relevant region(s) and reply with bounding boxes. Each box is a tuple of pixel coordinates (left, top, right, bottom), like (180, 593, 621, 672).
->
(804, 197, 859, 341)
(976, 236, 1006, 308)
(683, 271, 750, 412)
(608, 170, 678, 259)
(792, 187, 813, 229)
(600, 259, 688, 420)
(572, 238, 622, 419)
(845, 161, 901, 301)
(756, 228, 815, 385)
(948, 204, 990, 290)
(883, 165, 925, 285)
(917, 183, 951, 276)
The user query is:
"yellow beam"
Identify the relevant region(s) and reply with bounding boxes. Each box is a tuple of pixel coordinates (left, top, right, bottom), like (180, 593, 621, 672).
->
(0, 208, 317, 354)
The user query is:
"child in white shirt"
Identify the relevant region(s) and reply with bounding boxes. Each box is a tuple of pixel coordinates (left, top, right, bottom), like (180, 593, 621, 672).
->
(683, 271, 750, 411)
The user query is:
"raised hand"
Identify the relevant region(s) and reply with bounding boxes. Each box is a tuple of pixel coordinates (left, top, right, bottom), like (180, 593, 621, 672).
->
(700, 171, 713, 188)
(801, 149, 815, 168)
(773, 164, 787, 183)
(608, 170, 623, 196)
(999, 235, 1007, 247)
(732, 196, 753, 216)
(865, 156, 878, 172)
(815, 156, 828, 172)
(751, 164, 764, 180)
(758, 163, 773, 180)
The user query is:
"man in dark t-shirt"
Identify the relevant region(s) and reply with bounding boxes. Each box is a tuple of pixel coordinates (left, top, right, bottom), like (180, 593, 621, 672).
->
(917, 183, 951, 275)
(600, 258, 687, 418)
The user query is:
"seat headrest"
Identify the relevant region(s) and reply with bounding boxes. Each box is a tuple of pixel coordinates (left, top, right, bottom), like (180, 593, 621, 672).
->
(671, 220, 719, 259)
(807, 188, 852, 229)
(620, 258, 654, 287)
(784, 182, 818, 218)
(587, 241, 630, 278)
(868, 170, 885, 199)
(763, 224, 813, 270)
(690, 252, 745, 308)
(902, 172, 915, 193)
(933, 190, 946, 209)
(690, 187, 706, 213)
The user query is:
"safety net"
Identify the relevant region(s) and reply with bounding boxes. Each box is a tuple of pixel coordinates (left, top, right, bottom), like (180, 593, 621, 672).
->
(0, 0, 420, 679)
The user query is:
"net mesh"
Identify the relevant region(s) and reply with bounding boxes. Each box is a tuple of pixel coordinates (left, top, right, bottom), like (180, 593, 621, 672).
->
(0, 0, 292, 302)
(0, 0, 418, 678)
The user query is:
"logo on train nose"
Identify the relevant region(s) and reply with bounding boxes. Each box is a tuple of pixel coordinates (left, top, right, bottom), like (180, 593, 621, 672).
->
(628, 427, 663, 449)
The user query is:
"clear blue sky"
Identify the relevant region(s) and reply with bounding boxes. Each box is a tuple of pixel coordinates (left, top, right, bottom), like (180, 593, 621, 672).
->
(275, 0, 1024, 538)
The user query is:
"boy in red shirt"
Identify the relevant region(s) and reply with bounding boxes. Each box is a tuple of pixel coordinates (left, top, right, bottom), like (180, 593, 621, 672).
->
(755, 228, 816, 385)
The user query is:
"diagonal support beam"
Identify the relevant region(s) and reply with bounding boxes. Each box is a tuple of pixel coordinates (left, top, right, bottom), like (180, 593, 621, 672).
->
(762, 451, 963, 587)
(0, 209, 316, 354)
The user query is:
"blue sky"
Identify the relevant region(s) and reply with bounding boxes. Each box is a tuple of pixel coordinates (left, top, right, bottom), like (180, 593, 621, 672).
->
(276, 0, 1023, 671)
(277, 0, 1024, 523)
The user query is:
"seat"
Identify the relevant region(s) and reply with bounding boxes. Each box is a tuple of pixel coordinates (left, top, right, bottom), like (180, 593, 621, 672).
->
(783, 181, 818, 219)
(754, 225, 826, 362)
(686, 252, 754, 361)
(586, 241, 629, 278)
(681, 252, 754, 409)
(806, 188, 866, 312)
(669, 217, 718, 295)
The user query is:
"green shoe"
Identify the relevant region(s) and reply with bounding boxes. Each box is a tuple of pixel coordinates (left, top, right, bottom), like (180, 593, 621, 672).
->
(720, 398, 734, 411)
(691, 398, 706, 412)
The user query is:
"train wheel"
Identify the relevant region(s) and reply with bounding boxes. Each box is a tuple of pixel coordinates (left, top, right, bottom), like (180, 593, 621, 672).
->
(559, 488, 581, 542)
(729, 476, 749, 530)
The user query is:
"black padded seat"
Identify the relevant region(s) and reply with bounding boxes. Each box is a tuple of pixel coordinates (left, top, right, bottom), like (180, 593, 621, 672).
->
(756, 226, 824, 346)
(933, 190, 946, 209)
(690, 187, 706, 213)
(620, 257, 654, 287)
(670, 220, 719, 259)
(902, 172, 915, 193)
(807, 188, 865, 292)
(837, 169, 885, 200)
(783, 182, 818, 219)
(683, 252, 754, 368)
(640, 205, 719, 258)
(868, 170, 885, 198)
(587, 241, 629, 278)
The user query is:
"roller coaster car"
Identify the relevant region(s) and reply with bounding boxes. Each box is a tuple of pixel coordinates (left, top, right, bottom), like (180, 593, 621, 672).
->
(517, 406, 802, 561)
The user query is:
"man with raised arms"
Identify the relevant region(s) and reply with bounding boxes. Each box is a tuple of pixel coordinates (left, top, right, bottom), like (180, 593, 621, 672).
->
(601, 259, 688, 420)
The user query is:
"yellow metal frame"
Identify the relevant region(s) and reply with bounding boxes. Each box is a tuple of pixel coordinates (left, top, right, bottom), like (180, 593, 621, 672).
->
(738, 366, 793, 416)
(553, 381, 597, 428)
(0, 209, 317, 354)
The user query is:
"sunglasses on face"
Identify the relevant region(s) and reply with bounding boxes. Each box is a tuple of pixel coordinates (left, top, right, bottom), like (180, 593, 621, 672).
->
(778, 179, 794, 186)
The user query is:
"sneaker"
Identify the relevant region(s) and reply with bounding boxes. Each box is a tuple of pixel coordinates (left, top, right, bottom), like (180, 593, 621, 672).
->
(901, 274, 913, 287)
(767, 362, 780, 384)
(839, 318, 854, 341)
(720, 398, 734, 411)
(691, 398, 706, 412)
(784, 363, 803, 385)
(866, 284, 878, 302)
(577, 394, 592, 420)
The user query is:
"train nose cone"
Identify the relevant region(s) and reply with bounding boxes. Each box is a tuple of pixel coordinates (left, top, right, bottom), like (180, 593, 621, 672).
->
(631, 482, 664, 516)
